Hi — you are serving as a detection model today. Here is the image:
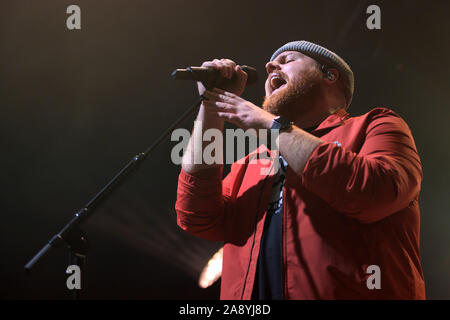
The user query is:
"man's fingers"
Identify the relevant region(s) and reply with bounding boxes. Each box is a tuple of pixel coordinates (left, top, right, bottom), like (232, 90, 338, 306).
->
(234, 65, 248, 89)
(203, 89, 235, 102)
(203, 100, 235, 112)
(210, 59, 226, 78)
(208, 58, 238, 79)
(216, 112, 236, 122)
(205, 109, 237, 122)
(201, 60, 228, 79)
(210, 88, 241, 101)
(203, 101, 237, 123)
(209, 59, 234, 79)
(201, 61, 220, 71)
(212, 88, 236, 97)
(220, 59, 237, 79)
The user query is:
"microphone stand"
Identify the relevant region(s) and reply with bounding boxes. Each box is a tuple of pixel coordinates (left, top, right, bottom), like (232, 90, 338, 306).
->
(24, 92, 206, 299)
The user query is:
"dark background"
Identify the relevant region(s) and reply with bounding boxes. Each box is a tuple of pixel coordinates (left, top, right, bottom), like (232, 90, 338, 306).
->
(1, 0, 449, 299)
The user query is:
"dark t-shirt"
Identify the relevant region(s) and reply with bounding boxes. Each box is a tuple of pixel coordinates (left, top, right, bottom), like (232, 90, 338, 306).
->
(253, 156, 287, 300)
(253, 126, 318, 300)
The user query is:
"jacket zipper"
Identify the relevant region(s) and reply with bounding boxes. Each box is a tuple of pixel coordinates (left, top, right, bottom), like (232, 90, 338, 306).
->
(240, 172, 271, 300)
(282, 185, 288, 299)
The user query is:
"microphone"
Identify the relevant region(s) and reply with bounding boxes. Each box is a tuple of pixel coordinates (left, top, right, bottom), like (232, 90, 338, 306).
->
(171, 65, 258, 87)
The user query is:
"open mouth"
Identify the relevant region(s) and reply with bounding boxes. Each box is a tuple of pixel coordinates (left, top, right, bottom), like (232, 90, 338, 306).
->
(269, 74, 287, 94)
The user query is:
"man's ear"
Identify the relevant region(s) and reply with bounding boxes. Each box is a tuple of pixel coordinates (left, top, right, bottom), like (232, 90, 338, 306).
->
(323, 68, 339, 84)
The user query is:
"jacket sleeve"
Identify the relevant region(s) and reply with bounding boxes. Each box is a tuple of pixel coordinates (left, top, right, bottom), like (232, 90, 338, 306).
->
(175, 166, 236, 241)
(301, 109, 422, 224)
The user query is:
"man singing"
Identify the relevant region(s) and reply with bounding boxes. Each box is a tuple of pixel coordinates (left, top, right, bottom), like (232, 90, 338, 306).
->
(175, 40, 425, 299)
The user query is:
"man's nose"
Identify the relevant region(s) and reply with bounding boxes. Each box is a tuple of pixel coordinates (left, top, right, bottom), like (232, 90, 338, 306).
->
(265, 60, 281, 74)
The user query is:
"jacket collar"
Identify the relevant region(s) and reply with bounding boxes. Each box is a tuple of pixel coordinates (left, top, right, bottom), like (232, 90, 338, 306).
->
(310, 107, 350, 134)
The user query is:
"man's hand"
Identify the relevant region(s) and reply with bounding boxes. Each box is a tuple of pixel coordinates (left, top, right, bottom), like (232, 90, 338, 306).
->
(203, 88, 275, 131)
(202, 88, 324, 176)
(197, 59, 248, 97)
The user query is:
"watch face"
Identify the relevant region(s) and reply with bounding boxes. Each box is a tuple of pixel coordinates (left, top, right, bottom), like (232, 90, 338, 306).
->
(271, 121, 282, 130)
(271, 116, 292, 130)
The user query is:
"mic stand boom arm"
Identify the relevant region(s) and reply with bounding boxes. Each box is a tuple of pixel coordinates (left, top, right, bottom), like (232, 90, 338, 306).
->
(24, 94, 206, 288)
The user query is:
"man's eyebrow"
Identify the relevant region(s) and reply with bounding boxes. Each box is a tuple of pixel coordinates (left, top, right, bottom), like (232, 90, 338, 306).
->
(286, 52, 301, 59)
(278, 52, 299, 61)
(272, 52, 300, 64)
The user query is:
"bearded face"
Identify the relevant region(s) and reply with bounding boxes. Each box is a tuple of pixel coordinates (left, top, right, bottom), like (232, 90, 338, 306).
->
(263, 57, 323, 119)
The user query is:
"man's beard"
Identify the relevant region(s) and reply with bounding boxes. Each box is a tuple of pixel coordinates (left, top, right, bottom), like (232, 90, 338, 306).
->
(262, 68, 322, 118)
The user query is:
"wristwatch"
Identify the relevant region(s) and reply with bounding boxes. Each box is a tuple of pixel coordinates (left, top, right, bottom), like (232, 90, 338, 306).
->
(270, 116, 293, 131)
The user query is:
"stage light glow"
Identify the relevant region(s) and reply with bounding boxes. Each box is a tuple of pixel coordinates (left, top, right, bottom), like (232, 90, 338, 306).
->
(198, 247, 223, 289)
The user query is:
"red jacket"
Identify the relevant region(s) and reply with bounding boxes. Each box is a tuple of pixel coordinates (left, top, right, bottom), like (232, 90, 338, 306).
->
(175, 107, 425, 299)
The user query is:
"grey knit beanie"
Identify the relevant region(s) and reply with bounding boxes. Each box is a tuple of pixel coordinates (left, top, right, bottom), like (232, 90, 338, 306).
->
(270, 40, 354, 108)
